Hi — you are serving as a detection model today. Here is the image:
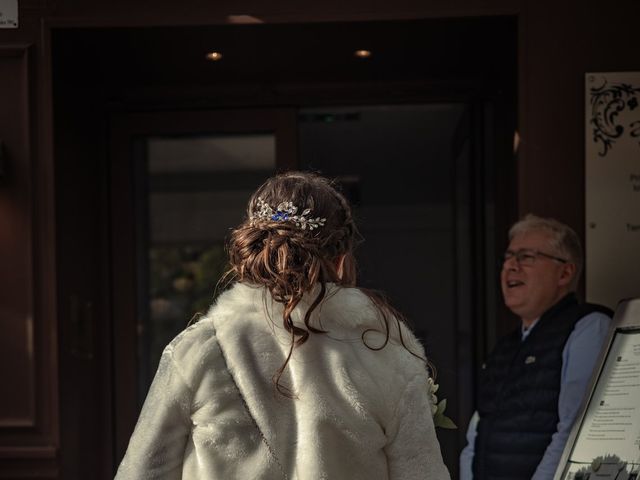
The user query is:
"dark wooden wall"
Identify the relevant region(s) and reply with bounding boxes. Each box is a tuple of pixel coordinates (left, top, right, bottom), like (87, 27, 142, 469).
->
(0, 41, 58, 480)
(0, 0, 638, 477)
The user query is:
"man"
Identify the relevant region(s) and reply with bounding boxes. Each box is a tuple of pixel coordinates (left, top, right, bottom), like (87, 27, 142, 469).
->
(459, 214, 612, 480)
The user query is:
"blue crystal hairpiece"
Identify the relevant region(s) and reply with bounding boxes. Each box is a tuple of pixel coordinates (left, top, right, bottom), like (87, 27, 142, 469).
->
(251, 197, 326, 230)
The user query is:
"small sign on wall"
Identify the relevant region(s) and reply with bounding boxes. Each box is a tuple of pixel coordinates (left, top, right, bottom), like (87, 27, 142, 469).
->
(0, 0, 18, 28)
(586, 72, 640, 309)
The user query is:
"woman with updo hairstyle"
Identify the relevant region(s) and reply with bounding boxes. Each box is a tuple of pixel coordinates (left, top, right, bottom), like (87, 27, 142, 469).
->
(115, 172, 450, 480)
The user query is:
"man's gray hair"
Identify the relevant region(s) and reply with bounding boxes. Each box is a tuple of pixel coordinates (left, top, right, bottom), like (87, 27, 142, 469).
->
(509, 214, 584, 291)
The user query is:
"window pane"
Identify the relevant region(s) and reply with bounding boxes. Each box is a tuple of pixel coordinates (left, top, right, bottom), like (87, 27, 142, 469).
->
(137, 133, 275, 404)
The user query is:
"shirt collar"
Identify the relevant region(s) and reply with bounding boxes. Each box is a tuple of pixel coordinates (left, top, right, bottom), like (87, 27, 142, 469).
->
(519, 293, 578, 341)
(521, 318, 540, 341)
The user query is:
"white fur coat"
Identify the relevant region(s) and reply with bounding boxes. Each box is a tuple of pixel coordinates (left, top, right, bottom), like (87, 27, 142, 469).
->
(115, 283, 450, 479)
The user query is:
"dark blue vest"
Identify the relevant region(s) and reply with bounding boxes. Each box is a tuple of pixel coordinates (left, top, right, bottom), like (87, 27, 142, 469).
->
(472, 294, 612, 480)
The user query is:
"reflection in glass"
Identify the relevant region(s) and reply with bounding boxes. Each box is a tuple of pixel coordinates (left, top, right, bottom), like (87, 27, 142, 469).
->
(147, 244, 228, 378)
(136, 133, 275, 405)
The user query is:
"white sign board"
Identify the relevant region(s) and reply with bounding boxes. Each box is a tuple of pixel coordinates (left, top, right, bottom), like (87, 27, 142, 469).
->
(585, 72, 640, 310)
(0, 0, 18, 28)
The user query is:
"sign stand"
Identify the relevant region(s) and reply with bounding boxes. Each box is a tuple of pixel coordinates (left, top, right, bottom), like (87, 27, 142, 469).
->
(554, 298, 640, 479)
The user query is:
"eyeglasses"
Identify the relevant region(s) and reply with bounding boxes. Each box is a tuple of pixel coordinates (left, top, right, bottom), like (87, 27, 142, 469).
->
(502, 249, 568, 267)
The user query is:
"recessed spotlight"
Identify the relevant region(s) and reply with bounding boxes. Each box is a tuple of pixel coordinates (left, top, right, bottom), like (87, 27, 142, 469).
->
(205, 51, 223, 61)
(354, 49, 372, 59)
(227, 14, 264, 24)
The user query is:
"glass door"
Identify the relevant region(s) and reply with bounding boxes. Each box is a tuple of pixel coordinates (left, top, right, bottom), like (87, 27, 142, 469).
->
(296, 103, 490, 470)
(110, 109, 297, 463)
(136, 133, 277, 403)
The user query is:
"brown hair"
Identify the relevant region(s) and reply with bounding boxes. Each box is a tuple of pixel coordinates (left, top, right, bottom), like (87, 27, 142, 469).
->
(226, 171, 424, 396)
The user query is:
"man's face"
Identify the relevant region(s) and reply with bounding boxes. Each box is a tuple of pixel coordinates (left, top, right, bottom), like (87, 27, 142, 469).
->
(501, 230, 574, 325)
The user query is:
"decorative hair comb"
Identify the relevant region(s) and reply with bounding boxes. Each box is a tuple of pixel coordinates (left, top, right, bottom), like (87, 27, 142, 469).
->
(251, 197, 326, 230)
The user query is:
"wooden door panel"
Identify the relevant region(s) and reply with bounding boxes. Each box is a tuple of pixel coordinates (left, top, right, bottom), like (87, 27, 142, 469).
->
(0, 45, 58, 478)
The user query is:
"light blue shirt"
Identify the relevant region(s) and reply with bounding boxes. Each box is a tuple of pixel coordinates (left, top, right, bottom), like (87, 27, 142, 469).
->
(459, 311, 611, 480)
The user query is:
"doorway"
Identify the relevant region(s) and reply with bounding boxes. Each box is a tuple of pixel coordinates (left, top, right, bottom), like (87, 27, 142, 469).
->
(52, 16, 517, 478)
(106, 101, 503, 474)
(108, 108, 297, 460)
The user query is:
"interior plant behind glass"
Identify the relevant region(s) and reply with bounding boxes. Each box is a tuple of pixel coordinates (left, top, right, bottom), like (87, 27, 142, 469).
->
(147, 244, 228, 378)
(136, 133, 275, 406)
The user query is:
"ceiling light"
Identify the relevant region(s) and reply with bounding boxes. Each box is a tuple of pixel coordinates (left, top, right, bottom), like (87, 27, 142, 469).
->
(227, 14, 264, 24)
(354, 49, 372, 59)
(205, 52, 223, 61)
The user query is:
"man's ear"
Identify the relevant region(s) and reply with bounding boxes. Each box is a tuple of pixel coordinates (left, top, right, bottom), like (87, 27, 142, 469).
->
(558, 262, 577, 287)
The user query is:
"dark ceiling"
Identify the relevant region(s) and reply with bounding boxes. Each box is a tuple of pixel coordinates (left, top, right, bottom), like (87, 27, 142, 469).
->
(53, 17, 517, 91)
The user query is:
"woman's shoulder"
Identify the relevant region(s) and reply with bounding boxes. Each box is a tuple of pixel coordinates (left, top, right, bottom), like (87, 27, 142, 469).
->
(322, 286, 427, 356)
(159, 315, 249, 396)
(160, 316, 221, 376)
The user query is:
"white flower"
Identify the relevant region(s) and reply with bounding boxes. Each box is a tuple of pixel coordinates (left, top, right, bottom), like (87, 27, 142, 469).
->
(427, 376, 457, 429)
(427, 377, 439, 415)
